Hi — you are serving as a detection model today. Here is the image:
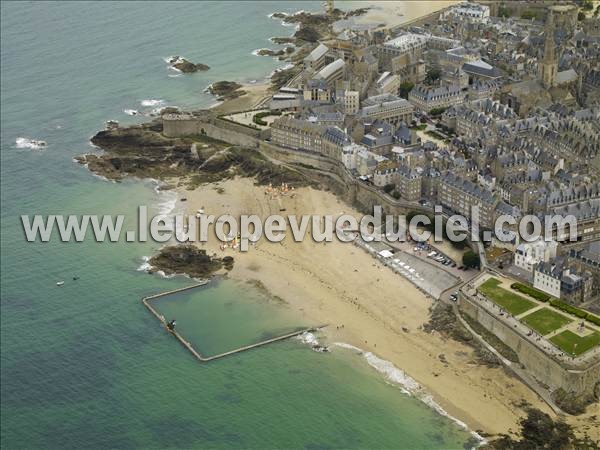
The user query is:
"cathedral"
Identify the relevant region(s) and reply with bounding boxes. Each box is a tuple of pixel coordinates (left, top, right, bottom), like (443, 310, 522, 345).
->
(503, 8, 579, 116)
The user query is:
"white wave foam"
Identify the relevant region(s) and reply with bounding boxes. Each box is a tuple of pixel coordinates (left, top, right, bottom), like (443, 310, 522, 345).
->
(333, 342, 486, 447)
(124, 109, 139, 116)
(151, 181, 178, 233)
(269, 63, 295, 79)
(15, 137, 47, 150)
(155, 270, 176, 279)
(252, 48, 270, 56)
(141, 99, 164, 107)
(137, 256, 151, 272)
(268, 12, 288, 19)
(168, 73, 183, 78)
(296, 331, 319, 346)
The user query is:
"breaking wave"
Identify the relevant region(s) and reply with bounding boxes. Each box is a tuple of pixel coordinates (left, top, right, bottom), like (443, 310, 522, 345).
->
(15, 137, 47, 150)
(140, 99, 164, 107)
(333, 343, 486, 447)
(137, 256, 152, 272)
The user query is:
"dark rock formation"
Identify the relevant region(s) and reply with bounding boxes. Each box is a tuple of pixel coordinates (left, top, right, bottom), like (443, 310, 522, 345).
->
(206, 81, 245, 101)
(255, 47, 295, 57)
(270, 37, 296, 45)
(485, 408, 598, 449)
(270, 66, 301, 89)
(294, 26, 321, 43)
(168, 56, 210, 73)
(77, 119, 310, 187)
(148, 245, 232, 278)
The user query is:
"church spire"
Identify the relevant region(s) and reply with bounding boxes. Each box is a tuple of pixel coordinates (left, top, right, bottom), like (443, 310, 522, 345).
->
(543, 10, 555, 64)
(539, 9, 557, 88)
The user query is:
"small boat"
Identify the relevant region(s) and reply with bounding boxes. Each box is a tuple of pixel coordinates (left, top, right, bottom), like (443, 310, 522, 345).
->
(56, 281, 65, 286)
(73, 276, 80, 281)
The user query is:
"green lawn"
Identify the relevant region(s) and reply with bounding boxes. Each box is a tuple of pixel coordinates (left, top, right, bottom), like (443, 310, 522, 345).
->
(550, 329, 600, 356)
(478, 278, 537, 315)
(520, 308, 573, 335)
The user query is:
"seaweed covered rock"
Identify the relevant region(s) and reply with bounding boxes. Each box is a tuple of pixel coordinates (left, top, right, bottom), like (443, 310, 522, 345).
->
(485, 408, 597, 449)
(78, 120, 311, 187)
(168, 56, 210, 73)
(552, 387, 598, 415)
(206, 81, 245, 101)
(148, 245, 233, 278)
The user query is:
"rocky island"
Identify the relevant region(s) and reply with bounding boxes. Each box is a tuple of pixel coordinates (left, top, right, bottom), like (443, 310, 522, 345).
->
(148, 245, 234, 278)
(168, 56, 210, 73)
(254, 47, 295, 58)
(206, 81, 245, 101)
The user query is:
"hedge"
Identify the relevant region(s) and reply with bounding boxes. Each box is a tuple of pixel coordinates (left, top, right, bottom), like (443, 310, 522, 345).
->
(550, 299, 591, 320)
(511, 282, 550, 302)
(587, 314, 600, 326)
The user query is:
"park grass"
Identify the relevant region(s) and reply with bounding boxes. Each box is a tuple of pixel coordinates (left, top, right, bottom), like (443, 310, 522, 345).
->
(550, 329, 600, 356)
(520, 307, 573, 336)
(478, 278, 536, 315)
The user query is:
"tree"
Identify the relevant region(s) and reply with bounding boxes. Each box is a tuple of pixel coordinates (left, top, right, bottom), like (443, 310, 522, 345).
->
(578, 11, 586, 21)
(425, 68, 441, 85)
(399, 81, 414, 99)
(383, 183, 395, 194)
(462, 250, 480, 269)
(429, 107, 447, 117)
(498, 6, 512, 18)
(520, 10, 535, 20)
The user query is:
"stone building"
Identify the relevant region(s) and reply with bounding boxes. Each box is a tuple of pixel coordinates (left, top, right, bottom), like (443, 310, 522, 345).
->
(359, 94, 414, 126)
(408, 84, 464, 113)
(437, 171, 499, 229)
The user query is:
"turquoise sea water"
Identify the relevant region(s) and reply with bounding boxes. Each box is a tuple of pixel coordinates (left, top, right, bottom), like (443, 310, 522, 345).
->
(1, 2, 474, 449)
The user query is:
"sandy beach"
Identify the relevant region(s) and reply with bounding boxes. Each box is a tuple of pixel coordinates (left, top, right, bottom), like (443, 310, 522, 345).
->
(211, 82, 272, 115)
(168, 176, 582, 438)
(339, 1, 461, 30)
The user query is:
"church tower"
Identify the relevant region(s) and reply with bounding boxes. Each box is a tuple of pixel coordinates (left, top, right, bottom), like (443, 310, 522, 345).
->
(539, 10, 557, 89)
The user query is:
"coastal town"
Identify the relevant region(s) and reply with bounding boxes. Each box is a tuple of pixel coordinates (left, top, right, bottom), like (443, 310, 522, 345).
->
(80, 0, 600, 446)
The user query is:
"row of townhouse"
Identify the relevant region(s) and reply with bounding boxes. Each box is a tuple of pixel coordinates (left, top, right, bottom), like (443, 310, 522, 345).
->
(270, 116, 350, 160)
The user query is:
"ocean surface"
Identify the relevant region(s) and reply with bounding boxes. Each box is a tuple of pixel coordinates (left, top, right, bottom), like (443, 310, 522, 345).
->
(1, 2, 475, 449)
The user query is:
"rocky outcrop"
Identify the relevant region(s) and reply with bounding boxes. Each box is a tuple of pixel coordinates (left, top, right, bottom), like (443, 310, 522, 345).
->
(148, 245, 233, 278)
(77, 119, 310, 187)
(168, 56, 210, 73)
(279, 8, 370, 43)
(486, 408, 598, 449)
(270, 37, 296, 45)
(270, 66, 301, 89)
(206, 81, 245, 101)
(255, 47, 295, 57)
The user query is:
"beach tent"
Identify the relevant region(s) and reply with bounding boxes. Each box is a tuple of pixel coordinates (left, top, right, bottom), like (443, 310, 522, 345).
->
(378, 250, 394, 259)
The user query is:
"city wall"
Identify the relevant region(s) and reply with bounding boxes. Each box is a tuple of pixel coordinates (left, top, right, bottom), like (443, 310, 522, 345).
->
(161, 112, 478, 250)
(459, 292, 600, 397)
(163, 114, 268, 148)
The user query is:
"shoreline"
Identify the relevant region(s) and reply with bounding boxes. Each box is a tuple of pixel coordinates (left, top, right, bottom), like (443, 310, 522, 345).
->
(98, 1, 595, 444)
(163, 176, 557, 439)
